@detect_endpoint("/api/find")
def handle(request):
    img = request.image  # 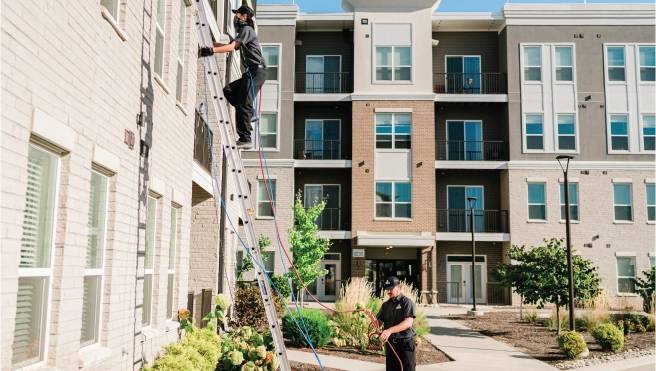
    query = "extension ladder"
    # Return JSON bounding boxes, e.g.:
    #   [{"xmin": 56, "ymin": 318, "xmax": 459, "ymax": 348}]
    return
[{"xmin": 192, "ymin": 1, "xmax": 291, "ymax": 370}]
